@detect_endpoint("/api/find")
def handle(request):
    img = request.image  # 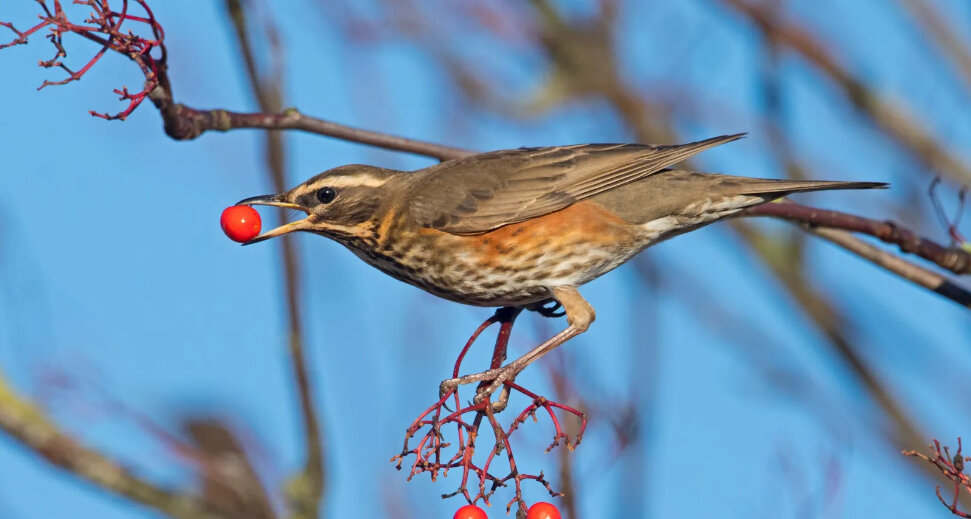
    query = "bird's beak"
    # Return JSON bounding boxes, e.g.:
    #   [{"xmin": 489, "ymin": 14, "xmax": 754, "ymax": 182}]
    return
[{"xmin": 236, "ymin": 194, "xmax": 311, "ymax": 245}]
